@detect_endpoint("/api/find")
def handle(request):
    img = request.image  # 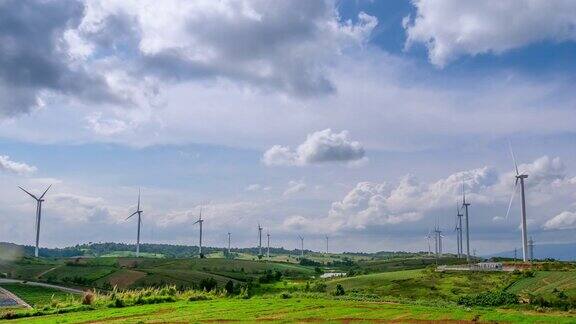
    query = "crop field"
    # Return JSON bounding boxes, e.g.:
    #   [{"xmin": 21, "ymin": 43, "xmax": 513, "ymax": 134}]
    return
[
  {"xmin": 326, "ymin": 269, "xmax": 517, "ymax": 301},
  {"xmin": 3, "ymin": 295, "xmax": 575, "ymax": 323},
  {"xmin": 0, "ymin": 283, "xmax": 78, "ymax": 308},
  {"xmin": 507, "ymin": 271, "xmax": 576, "ymax": 297}
]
